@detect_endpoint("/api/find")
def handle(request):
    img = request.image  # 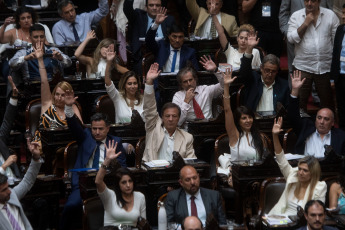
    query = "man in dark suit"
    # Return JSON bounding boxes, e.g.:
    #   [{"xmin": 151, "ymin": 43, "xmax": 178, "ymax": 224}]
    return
[
  {"xmin": 165, "ymin": 165, "xmax": 226, "ymax": 226},
  {"xmin": 296, "ymin": 200, "xmax": 338, "ymax": 230},
  {"xmin": 124, "ymin": 0, "xmax": 175, "ymax": 74},
  {"xmin": 331, "ymin": 3, "xmax": 345, "ymax": 131},
  {"xmin": 239, "ymin": 33, "xmax": 289, "ymax": 113},
  {"xmin": 288, "ymin": 70, "xmax": 345, "ymax": 157},
  {"xmin": 60, "ymin": 90, "xmax": 126, "ymax": 229}
]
